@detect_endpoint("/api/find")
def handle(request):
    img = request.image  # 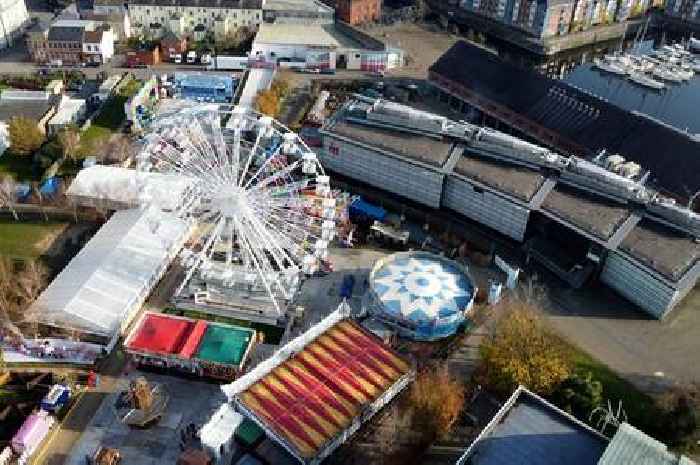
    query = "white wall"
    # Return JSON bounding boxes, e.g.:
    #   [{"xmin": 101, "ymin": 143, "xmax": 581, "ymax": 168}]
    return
[
  {"xmin": 131, "ymin": 4, "xmax": 261, "ymax": 36},
  {"xmin": 0, "ymin": 0, "xmax": 29, "ymax": 49}
]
